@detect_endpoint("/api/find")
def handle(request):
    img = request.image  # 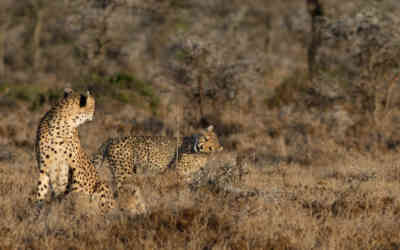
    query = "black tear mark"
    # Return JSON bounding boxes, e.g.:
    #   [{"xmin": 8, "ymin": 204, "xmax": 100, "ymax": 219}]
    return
[
  {"xmin": 64, "ymin": 91, "xmax": 72, "ymax": 98},
  {"xmin": 80, "ymin": 94, "xmax": 87, "ymax": 107}
]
